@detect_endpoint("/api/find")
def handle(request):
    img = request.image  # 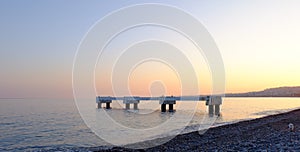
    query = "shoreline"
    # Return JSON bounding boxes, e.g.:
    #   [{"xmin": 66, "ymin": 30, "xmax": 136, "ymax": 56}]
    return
[{"xmin": 91, "ymin": 108, "xmax": 300, "ymax": 151}]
